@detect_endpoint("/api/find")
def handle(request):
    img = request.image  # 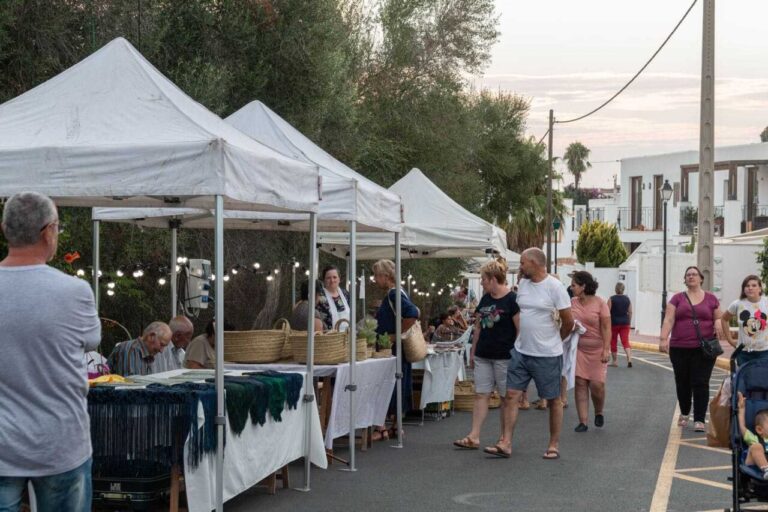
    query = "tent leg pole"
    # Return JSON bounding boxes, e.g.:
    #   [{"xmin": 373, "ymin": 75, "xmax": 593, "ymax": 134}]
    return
[
  {"xmin": 214, "ymin": 196, "xmax": 225, "ymax": 512},
  {"xmin": 92, "ymin": 220, "xmax": 100, "ymax": 312},
  {"xmin": 170, "ymin": 224, "xmax": 178, "ymax": 317},
  {"xmin": 393, "ymin": 232, "xmax": 403, "ymax": 449},
  {"xmin": 298, "ymin": 212, "xmax": 318, "ymax": 491},
  {"xmin": 341, "ymin": 220, "xmax": 357, "ymax": 472}
]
